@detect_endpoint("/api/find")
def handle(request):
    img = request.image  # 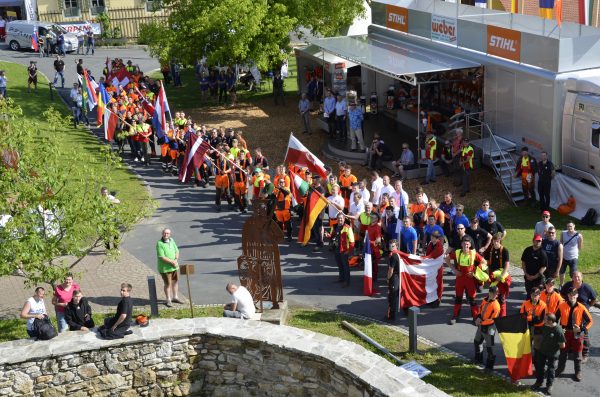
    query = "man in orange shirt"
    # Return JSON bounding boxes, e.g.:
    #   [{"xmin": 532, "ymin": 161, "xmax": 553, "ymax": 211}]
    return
[
  {"xmin": 339, "ymin": 166, "xmax": 357, "ymax": 211},
  {"xmin": 274, "ymin": 179, "xmax": 293, "ymax": 241},
  {"xmin": 274, "ymin": 165, "xmax": 290, "ymax": 189},
  {"xmin": 474, "ymin": 286, "xmax": 501, "ymax": 372},
  {"xmin": 515, "ymin": 146, "xmax": 538, "ymax": 206},
  {"xmin": 232, "ymin": 158, "xmax": 248, "ymax": 213},
  {"xmin": 214, "ymin": 148, "xmax": 232, "ymax": 212}
]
